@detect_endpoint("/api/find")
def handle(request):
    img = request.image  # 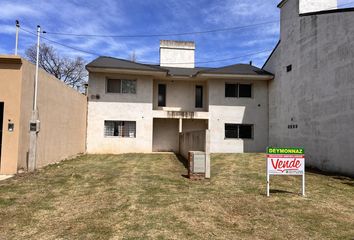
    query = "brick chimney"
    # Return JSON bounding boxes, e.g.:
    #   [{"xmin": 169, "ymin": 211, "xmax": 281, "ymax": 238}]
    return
[
  {"xmin": 299, "ymin": 0, "xmax": 337, "ymax": 14},
  {"xmin": 159, "ymin": 40, "xmax": 195, "ymax": 68}
]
